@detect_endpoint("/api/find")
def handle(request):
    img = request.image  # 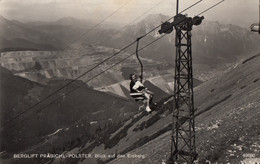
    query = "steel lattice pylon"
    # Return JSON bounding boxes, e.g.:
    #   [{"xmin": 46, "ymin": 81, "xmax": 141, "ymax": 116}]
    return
[
  {"xmin": 158, "ymin": 6, "xmax": 204, "ymax": 163},
  {"xmin": 169, "ymin": 18, "xmax": 198, "ymax": 164}
]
